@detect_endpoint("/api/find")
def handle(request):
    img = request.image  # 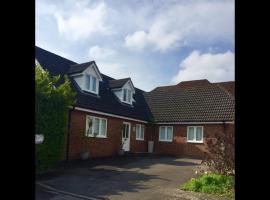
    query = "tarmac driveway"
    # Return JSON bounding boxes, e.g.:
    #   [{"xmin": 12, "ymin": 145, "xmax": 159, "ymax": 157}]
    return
[{"xmin": 36, "ymin": 156, "xmax": 229, "ymax": 200}]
